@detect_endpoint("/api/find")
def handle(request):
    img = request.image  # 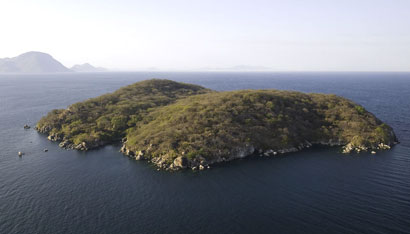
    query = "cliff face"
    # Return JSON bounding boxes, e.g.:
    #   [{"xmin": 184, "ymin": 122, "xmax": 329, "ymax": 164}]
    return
[{"xmin": 37, "ymin": 79, "xmax": 398, "ymax": 170}]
